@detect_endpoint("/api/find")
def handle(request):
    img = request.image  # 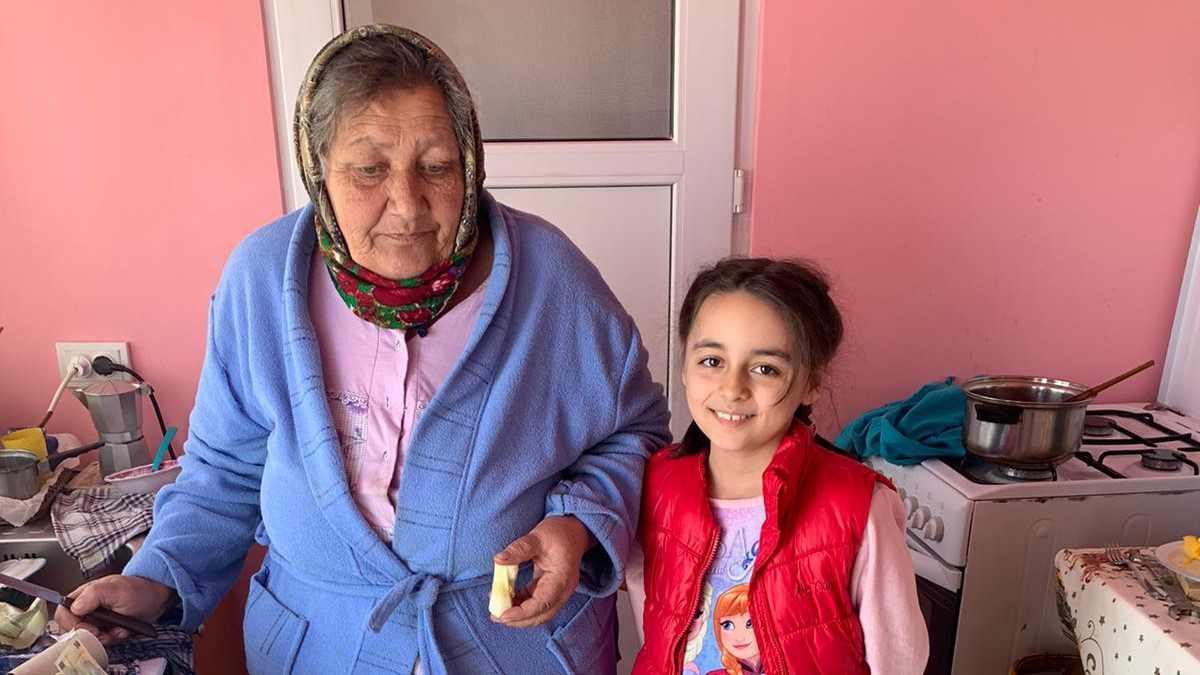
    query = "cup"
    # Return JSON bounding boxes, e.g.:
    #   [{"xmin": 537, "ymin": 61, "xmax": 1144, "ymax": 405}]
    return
[
  {"xmin": 10, "ymin": 628, "xmax": 108, "ymax": 673},
  {"xmin": 0, "ymin": 428, "xmax": 47, "ymax": 462}
]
